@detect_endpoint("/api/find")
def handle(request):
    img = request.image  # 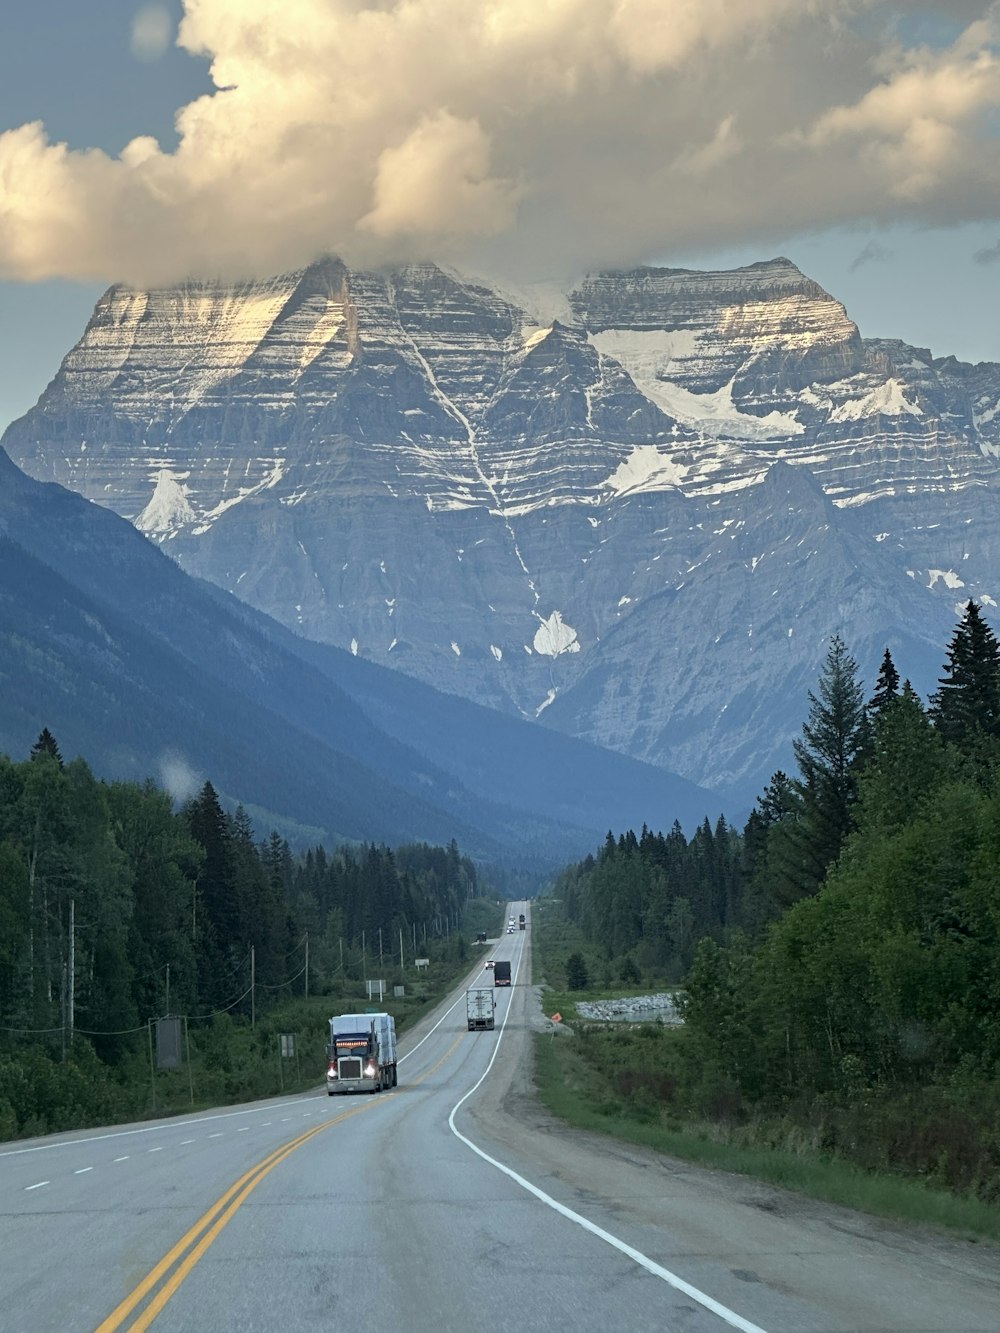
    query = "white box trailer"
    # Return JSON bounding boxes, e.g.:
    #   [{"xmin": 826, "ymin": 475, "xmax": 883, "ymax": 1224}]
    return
[
  {"xmin": 327, "ymin": 1012, "xmax": 397, "ymax": 1094},
  {"xmin": 466, "ymin": 989, "xmax": 496, "ymax": 1031}
]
